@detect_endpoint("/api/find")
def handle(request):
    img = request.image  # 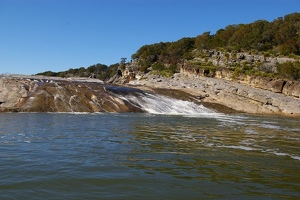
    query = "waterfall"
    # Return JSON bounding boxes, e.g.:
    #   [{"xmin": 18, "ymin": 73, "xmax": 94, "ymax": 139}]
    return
[{"xmin": 116, "ymin": 92, "xmax": 215, "ymax": 115}]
